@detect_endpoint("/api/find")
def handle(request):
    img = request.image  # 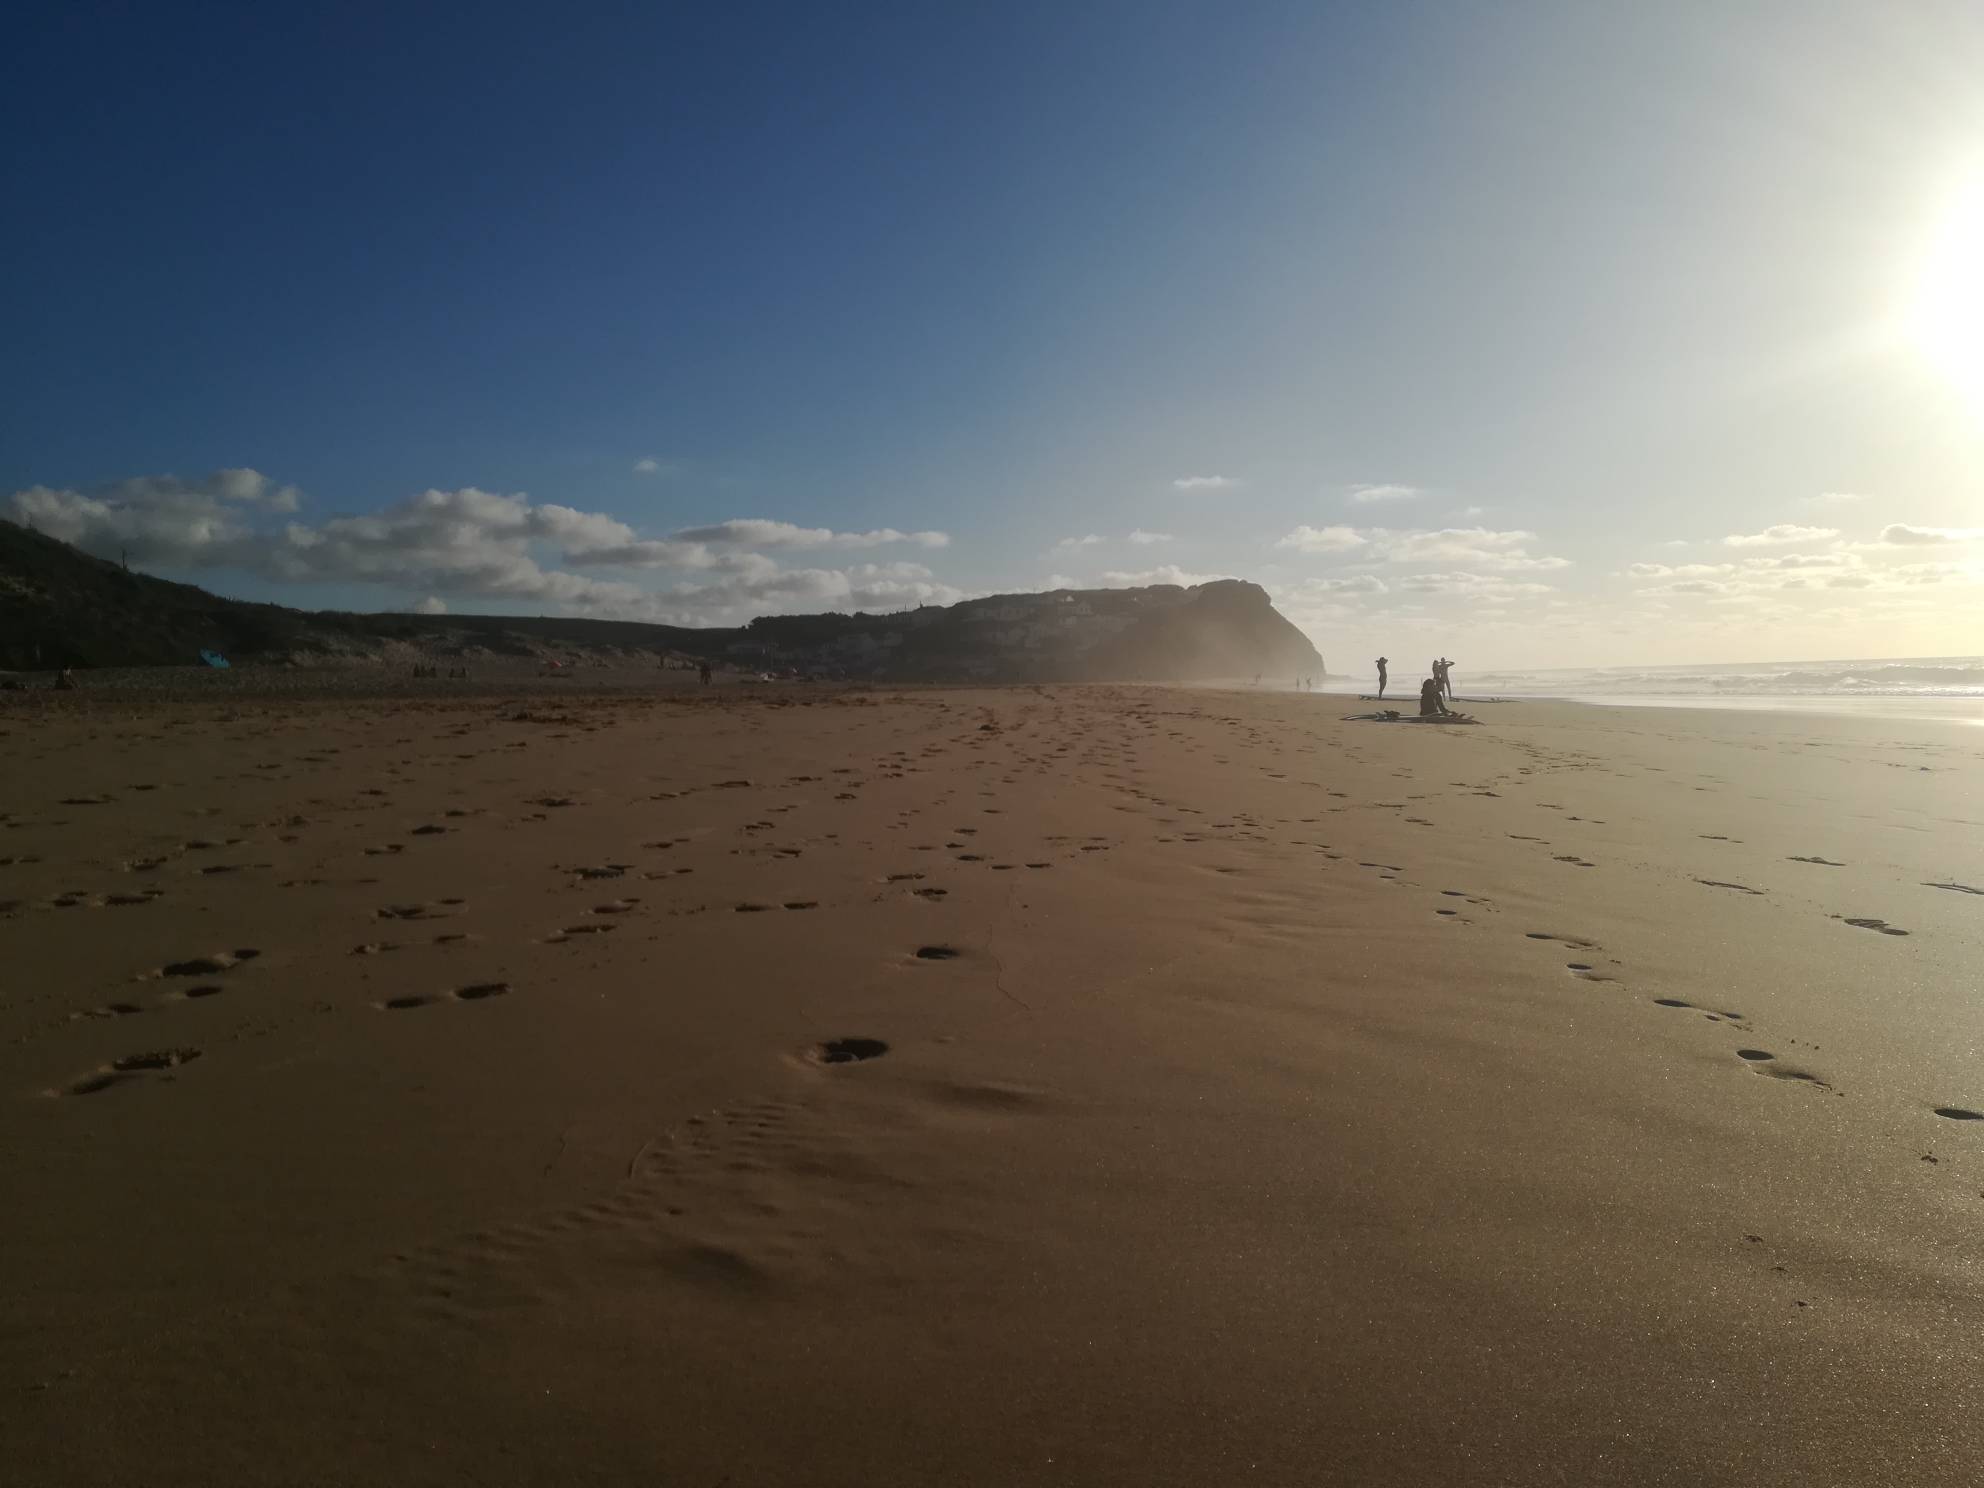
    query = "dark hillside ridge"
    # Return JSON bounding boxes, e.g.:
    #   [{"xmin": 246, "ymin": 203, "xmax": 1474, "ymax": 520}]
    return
[{"xmin": 1, "ymin": 521, "xmax": 1320, "ymax": 681}]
